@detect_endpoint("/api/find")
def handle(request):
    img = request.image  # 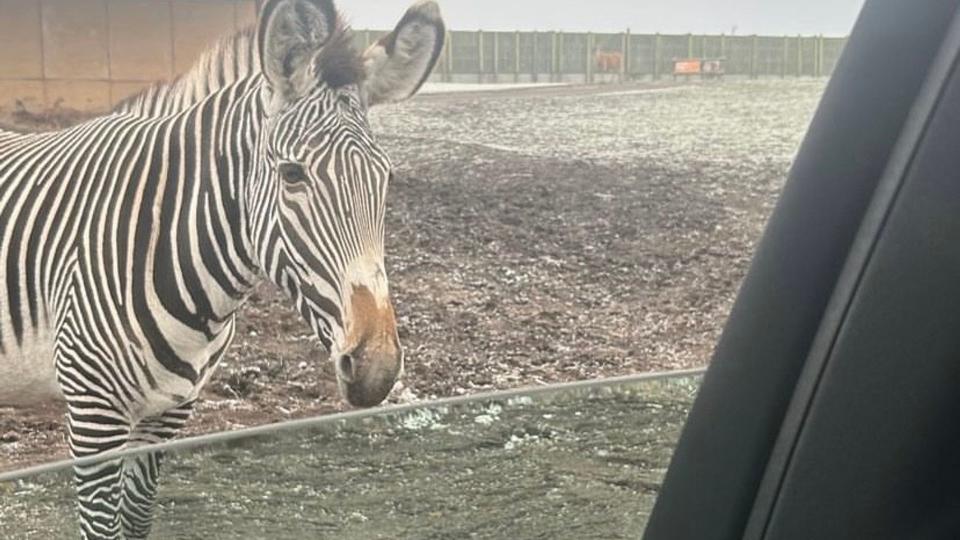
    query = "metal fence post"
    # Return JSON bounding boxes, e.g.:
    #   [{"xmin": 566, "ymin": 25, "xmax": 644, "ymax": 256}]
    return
[
  {"xmin": 813, "ymin": 34, "xmax": 819, "ymax": 77},
  {"xmin": 750, "ymin": 34, "xmax": 758, "ymax": 78},
  {"xmin": 720, "ymin": 33, "xmax": 726, "ymax": 58},
  {"xmin": 434, "ymin": 32, "xmax": 445, "ymax": 81},
  {"xmin": 796, "ymin": 35, "xmax": 803, "ymax": 77},
  {"xmin": 817, "ymin": 34, "xmax": 824, "ymax": 77},
  {"xmin": 477, "ymin": 30, "xmax": 485, "ymax": 83},
  {"xmin": 557, "ymin": 31, "xmax": 565, "ymax": 82},
  {"xmin": 445, "ymin": 31, "xmax": 453, "ymax": 82},
  {"xmin": 621, "ymin": 30, "xmax": 629, "ymax": 82},
  {"xmin": 514, "ymin": 31, "xmax": 520, "ymax": 83},
  {"xmin": 586, "ymin": 32, "xmax": 593, "ymax": 83},
  {"xmin": 653, "ymin": 33, "xmax": 661, "ymax": 80},
  {"xmin": 492, "ymin": 31, "xmax": 499, "ymax": 83},
  {"xmin": 531, "ymin": 31, "xmax": 539, "ymax": 82},
  {"xmin": 551, "ymin": 31, "xmax": 558, "ymax": 82},
  {"xmin": 687, "ymin": 33, "xmax": 694, "ymax": 58},
  {"xmin": 782, "ymin": 34, "xmax": 788, "ymax": 78}
]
